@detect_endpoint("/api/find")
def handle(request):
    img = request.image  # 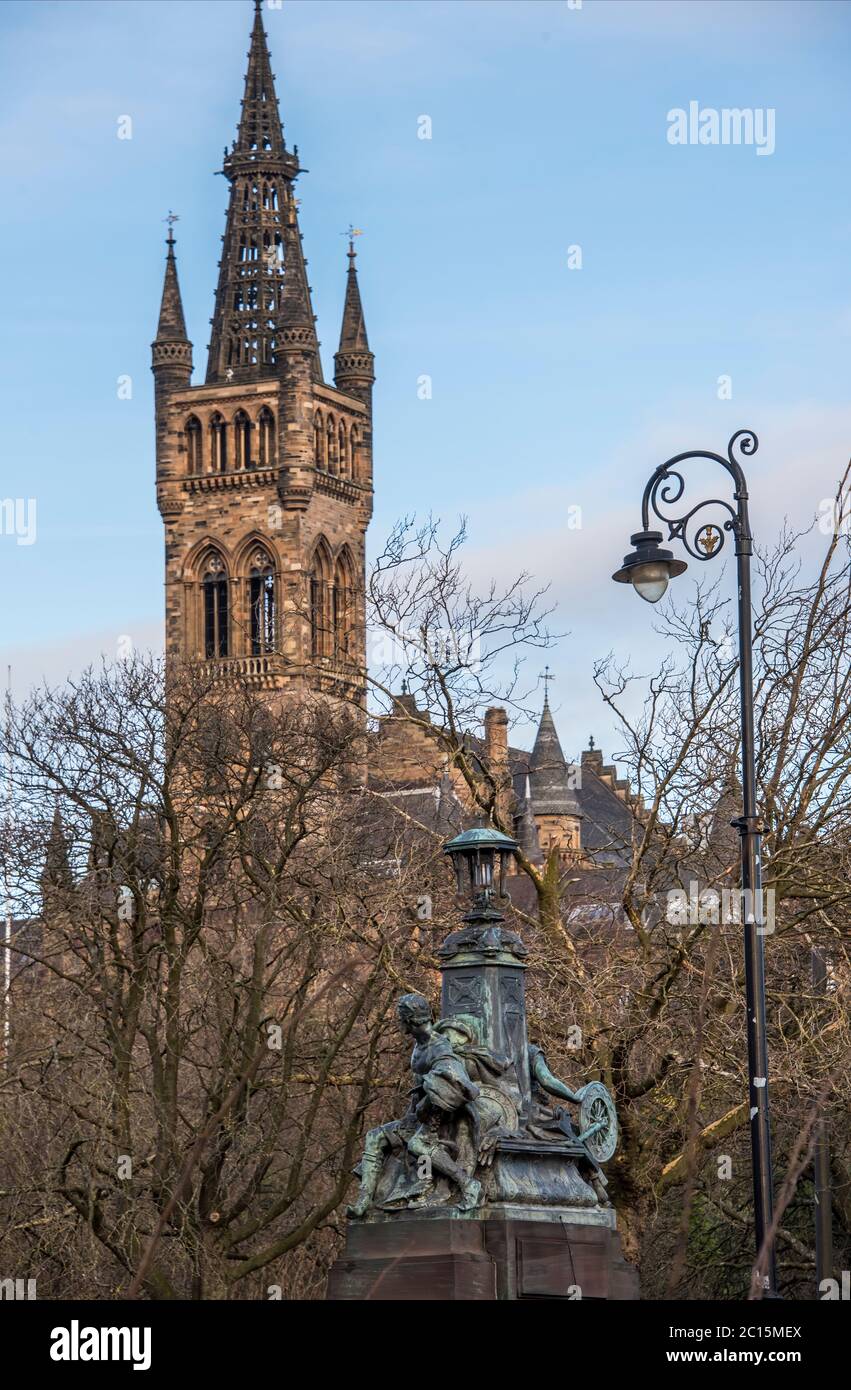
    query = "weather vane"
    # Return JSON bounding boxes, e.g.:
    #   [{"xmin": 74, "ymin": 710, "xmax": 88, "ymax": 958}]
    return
[
  {"xmin": 164, "ymin": 210, "xmax": 179, "ymax": 245},
  {"xmin": 341, "ymin": 224, "xmax": 364, "ymax": 255},
  {"xmin": 539, "ymin": 664, "xmax": 555, "ymax": 702}
]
